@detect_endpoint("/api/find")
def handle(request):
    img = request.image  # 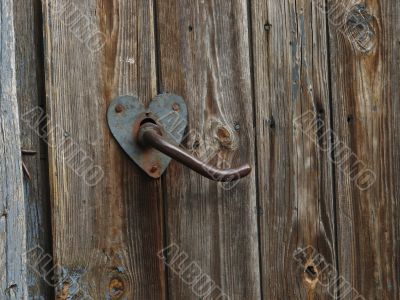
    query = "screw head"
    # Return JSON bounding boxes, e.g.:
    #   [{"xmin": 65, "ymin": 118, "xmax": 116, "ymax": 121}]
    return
[
  {"xmin": 115, "ymin": 104, "xmax": 125, "ymax": 113},
  {"xmin": 172, "ymin": 103, "xmax": 180, "ymax": 111},
  {"xmin": 150, "ymin": 164, "xmax": 159, "ymax": 173}
]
